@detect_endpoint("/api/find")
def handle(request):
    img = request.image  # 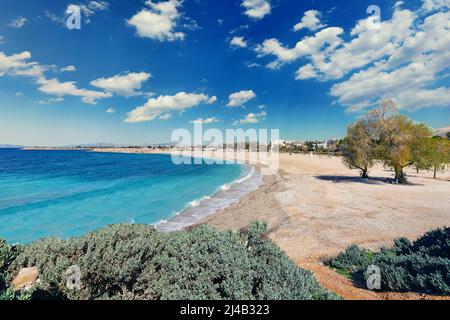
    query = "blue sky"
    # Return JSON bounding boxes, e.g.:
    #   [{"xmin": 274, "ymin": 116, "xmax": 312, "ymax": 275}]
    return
[{"xmin": 0, "ymin": 0, "xmax": 449, "ymax": 146}]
